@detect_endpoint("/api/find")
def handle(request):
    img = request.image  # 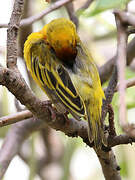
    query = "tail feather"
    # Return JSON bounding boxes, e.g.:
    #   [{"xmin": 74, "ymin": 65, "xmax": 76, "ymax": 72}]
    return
[{"xmin": 87, "ymin": 104, "xmax": 106, "ymax": 149}]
